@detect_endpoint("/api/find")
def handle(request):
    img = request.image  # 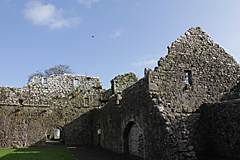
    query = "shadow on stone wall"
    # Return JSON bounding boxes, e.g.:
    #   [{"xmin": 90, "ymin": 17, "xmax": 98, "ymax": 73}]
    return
[
  {"xmin": 63, "ymin": 110, "xmax": 94, "ymax": 147},
  {"xmin": 14, "ymin": 109, "xmax": 95, "ymax": 148},
  {"xmin": 175, "ymin": 80, "xmax": 240, "ymax": 160},
  {"xmin": 221, "ymin": 82, "xmax": 240, "ymax": 101},
  {"xmin": 198, "ymin": 99, "xmax": 240, "ymax": 159},
  {"xmin": 195, "ymin": 82, "xmax": 240, "ymax": 160}
]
